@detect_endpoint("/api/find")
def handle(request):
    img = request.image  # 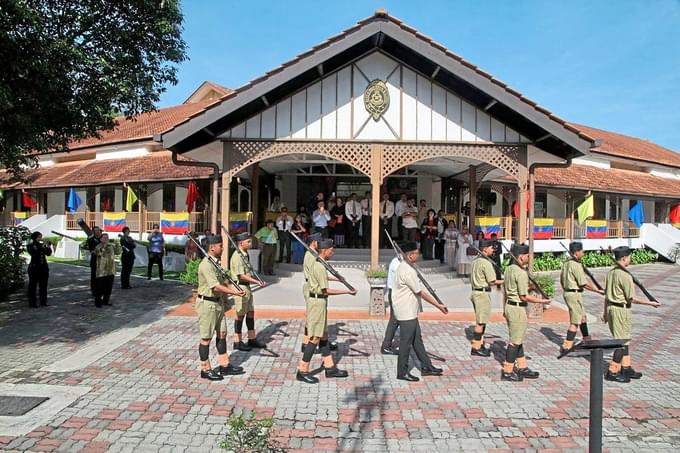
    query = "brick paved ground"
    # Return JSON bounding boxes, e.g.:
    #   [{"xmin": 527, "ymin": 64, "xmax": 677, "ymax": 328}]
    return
[{"xmin": 0, "ymin": 263, "xmax": 679, "ymax": 452}]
